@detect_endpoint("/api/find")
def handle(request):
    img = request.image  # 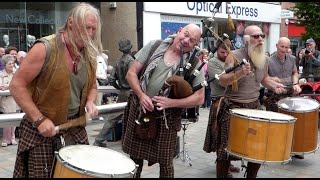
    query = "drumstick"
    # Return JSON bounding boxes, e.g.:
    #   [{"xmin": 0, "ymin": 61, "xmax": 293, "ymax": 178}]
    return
[{"xmin": 54, "ymin": 108, "xmax": 92, "ymax": 133}]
